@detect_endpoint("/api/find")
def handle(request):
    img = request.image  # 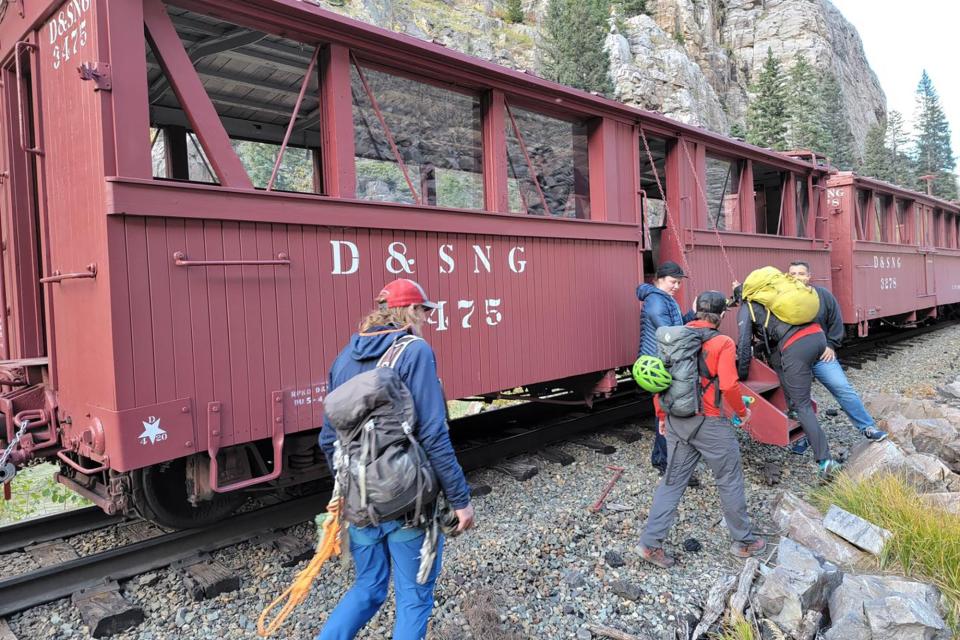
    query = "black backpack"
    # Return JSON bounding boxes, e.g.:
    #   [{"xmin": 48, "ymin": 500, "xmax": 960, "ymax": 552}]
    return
[
  {"xmin": 655, "ymin": 325, "xmax": 722, "ymax": 420},
  {"xmin": 322, "ymin": 335, "xmax": 439, "ymax": 527}
]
